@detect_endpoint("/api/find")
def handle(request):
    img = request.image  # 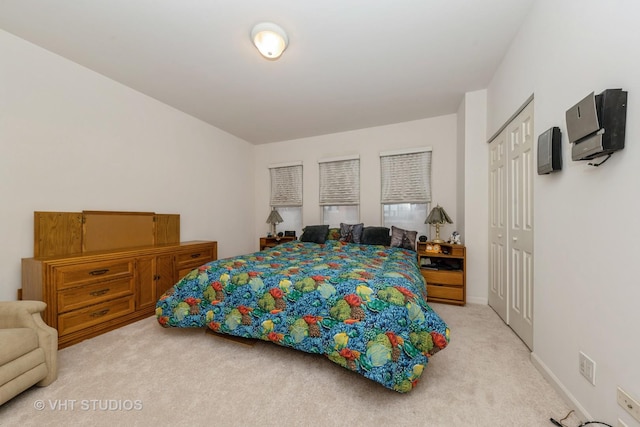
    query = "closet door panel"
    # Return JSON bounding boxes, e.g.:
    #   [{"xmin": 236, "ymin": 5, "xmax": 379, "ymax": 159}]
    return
[{"xmin": 488, "ymin": 100, "xmax": 534, "ymax": 350}]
